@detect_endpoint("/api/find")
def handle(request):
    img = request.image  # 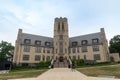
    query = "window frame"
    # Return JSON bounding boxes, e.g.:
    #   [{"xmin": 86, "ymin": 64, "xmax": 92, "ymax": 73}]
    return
[
  {"xmin": 24, "ymin": 39, "xmax": 31, "ymax": 44},
  {"xmin": 82, "ymin": 46, "xmax": 88, "ymax": 52},
  {"xmin": 92, "ymin": 38, "xmax": 99, "ymax": 44},
  {"xmin": 81, "ymin": 40, "xmax": 88, "ymax": 45},
  {"xmin": 35, "ymin": 55, "xmax": 41, "ymax": 61},
  {"xmin": 93, "ymin": 45, "xmax": 99, "ymax": 52},
  {"xmin": 24, "ymin": 45, "xmax": 30, "ymax": 52},
  {"xmin": 94, "ymin": 54, "xmax": 101, "ymax": 60},
  {"xmin": 35, "ymin": 40, "xmax": 41, "ymax": 45},
  {"xmin": 45, "ymin": 42, "xmax": 51, "ymax": 47},
  {"xmin": 23, "ymin": 55, "xmax": 29, "ymax": 61},
  {"xmin": 72, "ymin": 41, "xmax": 78, "ymax": 47}
]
